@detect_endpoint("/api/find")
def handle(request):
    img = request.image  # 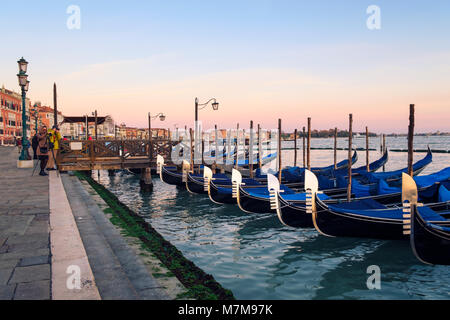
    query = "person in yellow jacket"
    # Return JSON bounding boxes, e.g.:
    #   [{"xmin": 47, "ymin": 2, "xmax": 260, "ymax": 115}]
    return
[{"xmin": 46, "ymin": 125, "xmax": 62, "ymax": 170}]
